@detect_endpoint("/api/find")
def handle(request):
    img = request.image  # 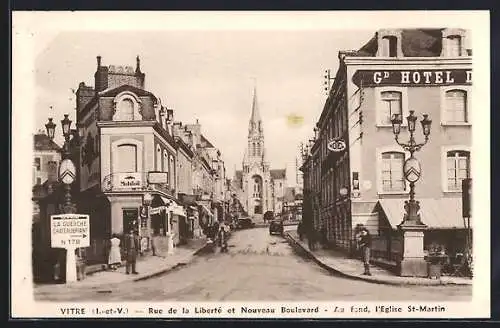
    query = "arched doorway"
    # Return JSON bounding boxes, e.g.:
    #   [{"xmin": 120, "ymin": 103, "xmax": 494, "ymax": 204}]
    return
[{"xmin": 251, "ymin": 175, "xmax": 263, "ymax": 214}]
